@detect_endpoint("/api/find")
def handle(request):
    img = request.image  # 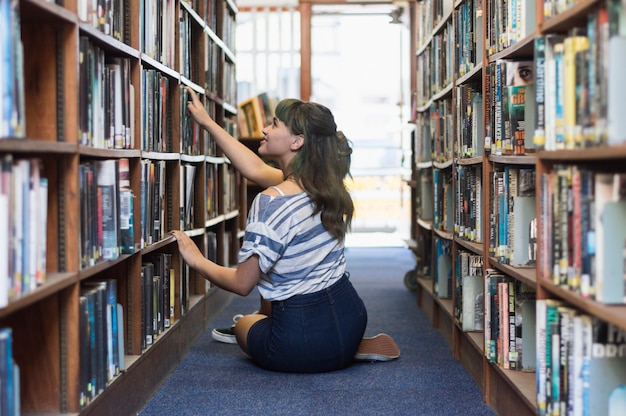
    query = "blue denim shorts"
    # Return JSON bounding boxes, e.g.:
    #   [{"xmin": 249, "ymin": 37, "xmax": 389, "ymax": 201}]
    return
[{"xmin": 247, "ymin": 273, "xmax": 367, "ymax": 373}]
